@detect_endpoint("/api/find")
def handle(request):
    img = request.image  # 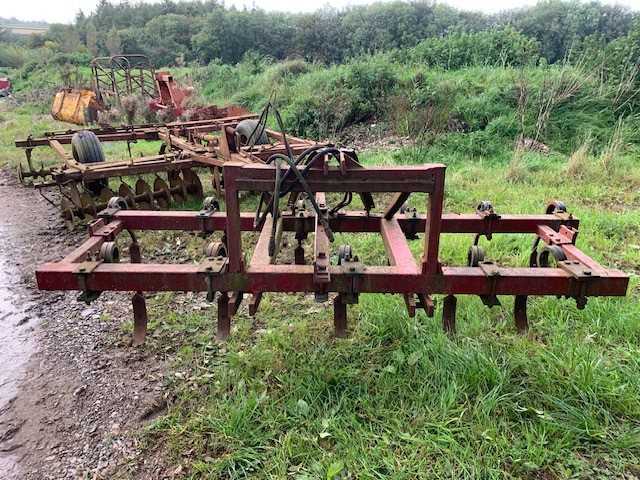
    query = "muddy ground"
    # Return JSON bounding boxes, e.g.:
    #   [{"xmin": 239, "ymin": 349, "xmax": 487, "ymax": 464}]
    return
[{"xmin": 0, "ymin": 168, "xmax": 171, "ymax": 479}]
